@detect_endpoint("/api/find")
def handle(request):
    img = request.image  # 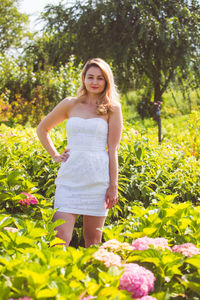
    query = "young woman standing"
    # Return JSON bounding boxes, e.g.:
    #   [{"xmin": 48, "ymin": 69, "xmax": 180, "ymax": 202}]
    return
[{"xmin": 37, "ymin": 58, "xmax": 123, "ymax": 247}]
